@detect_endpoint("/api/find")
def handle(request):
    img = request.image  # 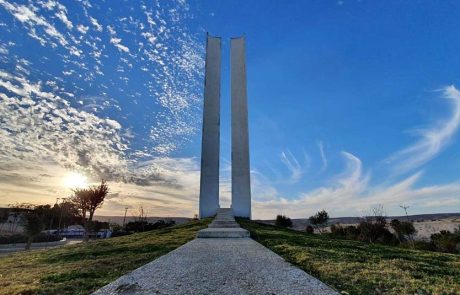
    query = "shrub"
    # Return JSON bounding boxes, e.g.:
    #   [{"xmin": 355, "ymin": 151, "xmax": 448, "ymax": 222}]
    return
[
  {"xmin": 390, "ymin": 219, "xmax": 416, "ymax": 242},
  {"xmin": 305, "ymin": 225, "xmax": 314, "ymax": 234},
  {"xmin": 309, "ymin": 210, "xmax": 329, "ymax": 234},
  {"xmin": 381, "ymin": 229, "xmax": 399, "ymax": 245},
  {"xmin": 401, "ymin": 240, "xmax": 436, "ymax": 252},
  {"xmin": 357, "ymin": 217, "xmax": 385, "ymax": 243},
  {"xmin": 357, "ymin": 206, "xmax": 398, "ymax": 245},
  {"xmin": 344, "ymin": 225, "xmax": 360, "ymax": 239},
  {"xmin": 275, "ymin": 215, "xmax": 292, "ymax": 228},
  {"xmin": 431, "ymin": 230, "xmax": 460, "ymax": 253},
  {"xmin": 330, "ymin": 223, "xmax": 346, "ymax": 236},
  {"xmin": 358, "ymin": 219, "xmax": 397, "ymax": 245}
]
